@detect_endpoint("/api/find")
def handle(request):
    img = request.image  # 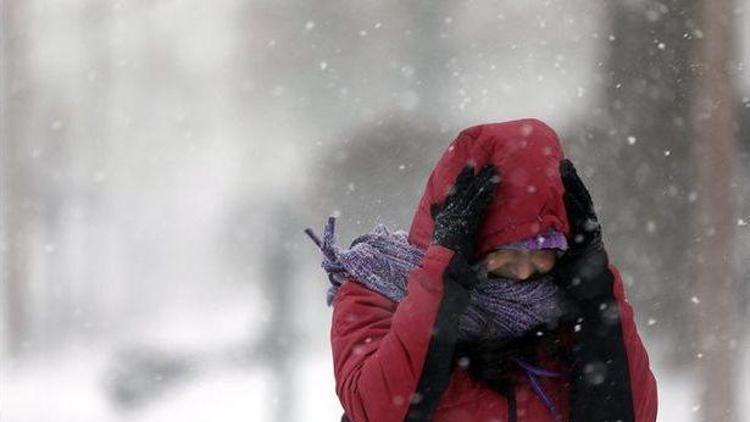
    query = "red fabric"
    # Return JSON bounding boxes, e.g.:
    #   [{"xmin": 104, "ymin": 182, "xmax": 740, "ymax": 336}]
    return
[
  {"xmin": 330, "ymin": 118, "xmax": 658, "ymax": 421},
  {"xmin": 407, "ymin": 119, "xmax": 570, "ymax": 258}
]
